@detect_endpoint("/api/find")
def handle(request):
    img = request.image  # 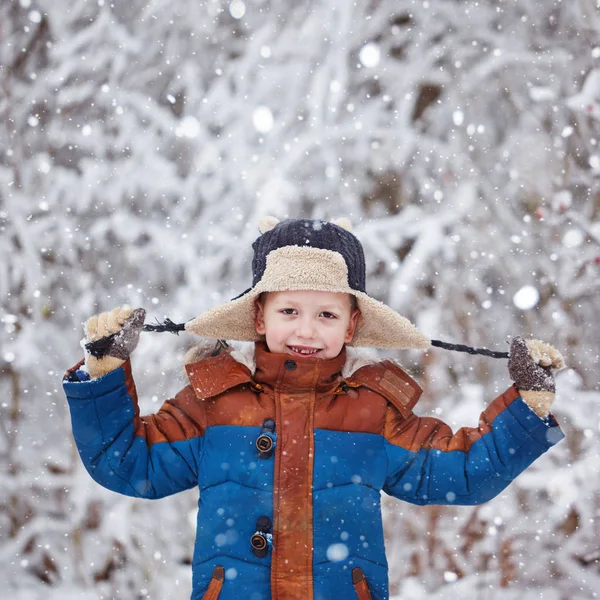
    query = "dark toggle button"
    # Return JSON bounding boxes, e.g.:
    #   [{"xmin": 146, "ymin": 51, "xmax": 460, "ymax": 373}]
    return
[
  {"xmin": 251, "ymin": 533, "xmax": 267, "ymax": 552},
  {"xmin": 251, "ymin": 516, "xmax": 272, "ymax": 558},
  {"xmin": 256, "ymin": 419, "xmax": 276, "ymax": 459},
  {"xmin": 284, "ymin": 359, "xmax": 296, "ymax": 371}
]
